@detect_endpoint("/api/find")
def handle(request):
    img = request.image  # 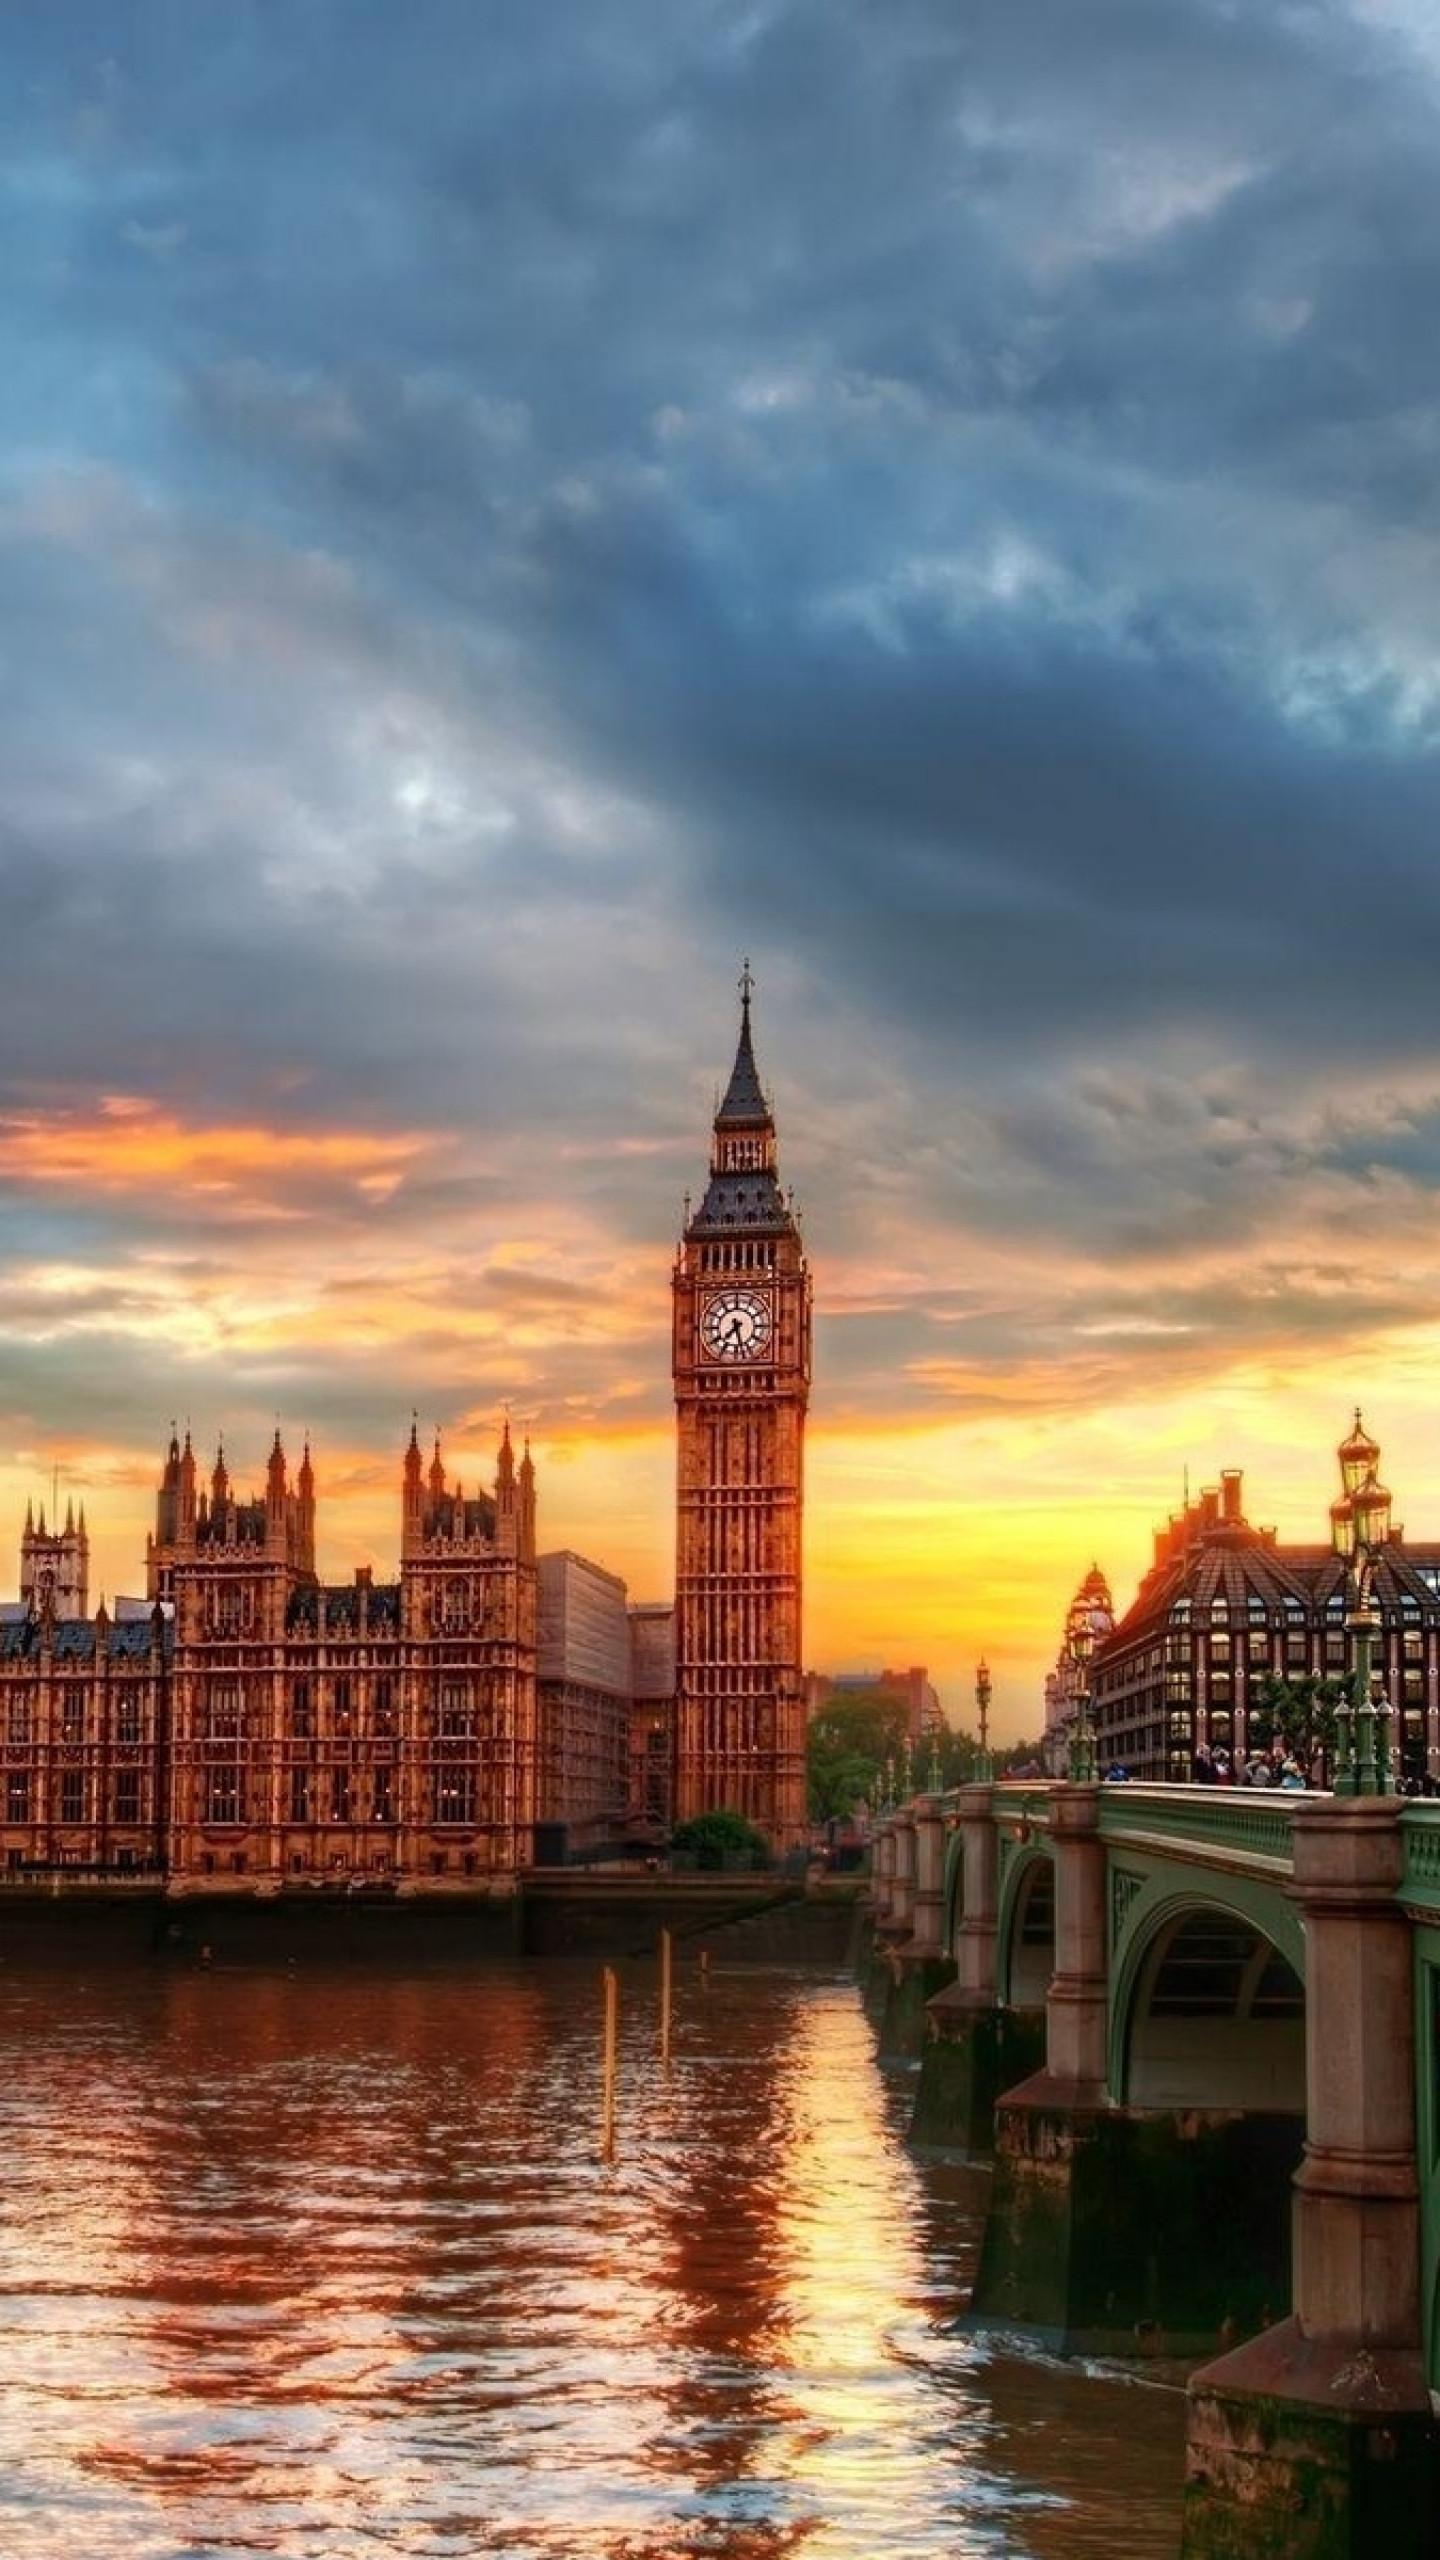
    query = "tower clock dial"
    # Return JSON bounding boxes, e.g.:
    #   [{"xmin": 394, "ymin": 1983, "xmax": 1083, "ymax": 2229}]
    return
[{"xmin": 700, "ymin": 1286, "xmax": 774, "ymax": 1362}]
